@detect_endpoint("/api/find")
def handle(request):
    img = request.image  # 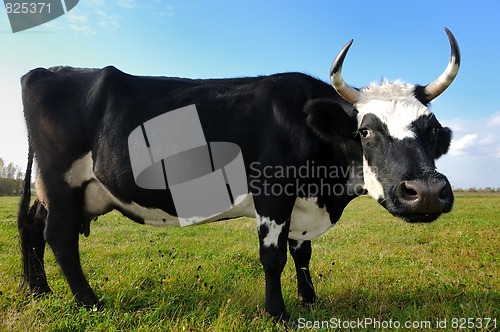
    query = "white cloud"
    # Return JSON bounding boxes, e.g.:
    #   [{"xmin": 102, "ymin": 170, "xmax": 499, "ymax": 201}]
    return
[
  {"xmin": 97, "ymin": 11, "xmax": 120, "ymax": 30},
  {"xmin": 68, "ymin": 24, "xmax": 96, "ymax": 35},
  {"xmin": 437, "ymin": 154, "xmax": 500, "ymax": 189},
  {"xmin": 487, "ymin": 111, "xmax": 500, "ymax": 128},
  {"xmin": 116, "ymin": 0, "xmax": 137, "ymax": 10},
  {"xmin": 438, "ymin": 112, "xmax": 500, "ymax": 188},
  {"xmin": 1, "ymin": 1, "xmax": 174, "ymax": 34},
  {"xmin": 62, "ymin": 0, "xmax": 121, "ymax": 34},
  {"xmin": 449, "ymin": 134, "xmax": 478, "ymax": 156},
  {"xmin": 64, "ymin": 13, "xmax": 96, "ymax": 34},
  {"xmin": 66, "ymin": 14, "xmax": 88, "ymax": 24},
  {"xmin": 444, "ymin": 113, "xmax": 500, "ymax": 159}
]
